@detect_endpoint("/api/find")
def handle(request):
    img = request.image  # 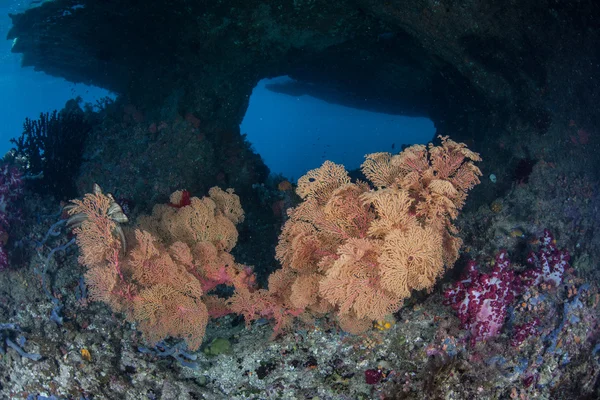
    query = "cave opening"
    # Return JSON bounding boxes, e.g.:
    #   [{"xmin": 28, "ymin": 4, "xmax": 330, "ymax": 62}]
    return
[{"xmin": 240, "ymin": 76, "xmax": 436, "ymax": 181}]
